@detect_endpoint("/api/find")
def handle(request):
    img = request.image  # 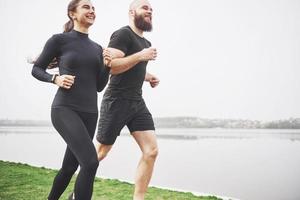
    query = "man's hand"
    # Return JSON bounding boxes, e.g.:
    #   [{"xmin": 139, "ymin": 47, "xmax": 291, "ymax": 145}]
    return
[
  {"xmin": 138, "ymin": 47, "xmax": 157, "ymax": 61},
  {"xmin": 103, "ymin": 48, "xmax": 113, "ymax": 67},
  {"xmin": 145, "ymin": 73, "xmax": 160, "ymax": 88},
  {"xmin": 150, "ymin": 76, "xmax": 160, "ymax": 88}
]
